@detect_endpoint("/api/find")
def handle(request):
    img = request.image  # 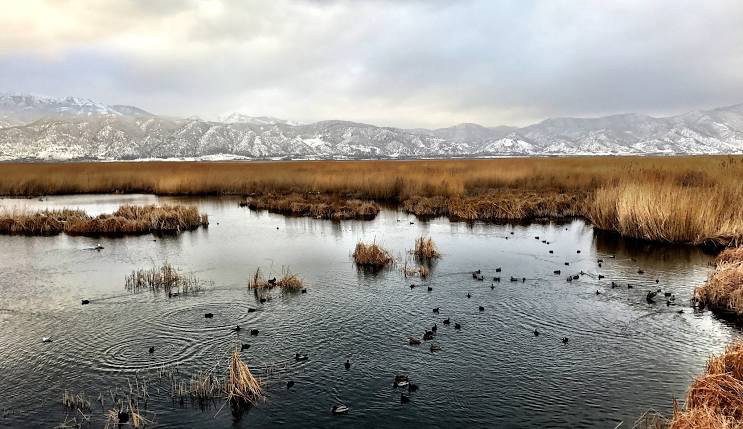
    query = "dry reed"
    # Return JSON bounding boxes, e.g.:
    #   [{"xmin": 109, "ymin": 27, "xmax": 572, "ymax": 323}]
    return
[
  {"xmin": 125, "ymin": 262, "xmax": 207, "ymax": 295},
  {"xmin": 694, "ymin": 248, "xmax": 743, "ymax": 316},
  {"xmin": 352, "ymin": 240, "xmax": 393, "ymax": 268},
  {"xmin": 248, "ymin": 267, "xmax": 304, "ymax": 291},
  {"xmin": 670, "ymin": 341, "xmax": 743, "ymax": 428},
  {"xmin": 2, "ymin": 156, "xmax": 742, "ymax": 245},
  {"xmin": 245, "ymin": 193, "xmax": 379, "ymax": 220},
  {"xmin": 0, "ymin": 209, "xmax": 88, "ymax": 235},
  {"xmin": 413, "ymin": 236, "xmax": 440, "ymax": 260},
  {"xmin": 225, "ymin": 351, "xmax": 263, "ymax": 407},
  {"xmin": 62, "ymin": 391, "xmax": 91, "ymax": 413}
]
